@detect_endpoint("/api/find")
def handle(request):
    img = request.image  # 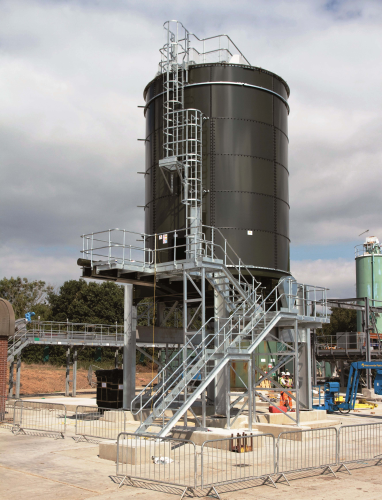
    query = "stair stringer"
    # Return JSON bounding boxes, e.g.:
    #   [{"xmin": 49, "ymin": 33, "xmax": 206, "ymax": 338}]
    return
[
  {"xmin": 7, "ymin": 338, "xmax": 31, "ymax": 363},
  {"xmin": 138, "ymin": 311, "xmax": 284, "ymax": 437}
]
